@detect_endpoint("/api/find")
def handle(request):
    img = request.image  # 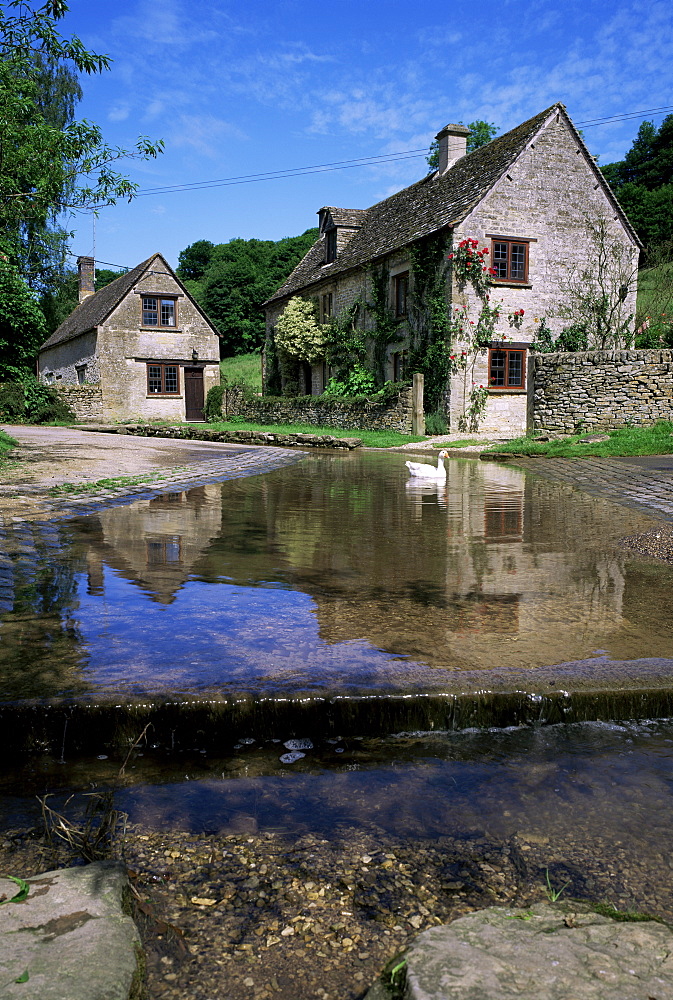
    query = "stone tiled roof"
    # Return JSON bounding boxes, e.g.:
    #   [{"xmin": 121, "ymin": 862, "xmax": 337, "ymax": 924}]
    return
[
  {"xmin": 266, "ymin": 103, "xmax": 638, "ymax": 306},
  {"xmin": 40, "ymin": 253, "xmax": 166, "ymax": 351},
  {"xmin": 322, "ymin": 208, "xmax": 367, "ymax": 229}
]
